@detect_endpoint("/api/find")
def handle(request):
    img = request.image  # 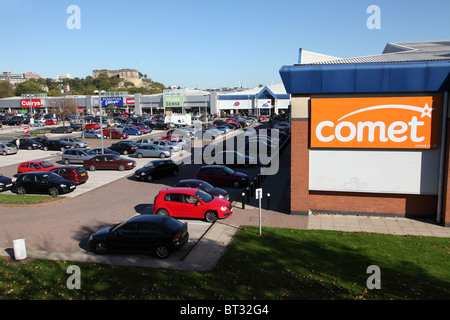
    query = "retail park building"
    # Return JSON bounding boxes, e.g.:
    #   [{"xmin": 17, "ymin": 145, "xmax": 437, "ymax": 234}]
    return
[{"xmin": 280, "ymin": 40, "xmax": 450, "ymax": 227}]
